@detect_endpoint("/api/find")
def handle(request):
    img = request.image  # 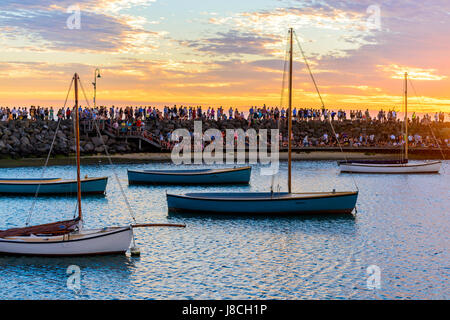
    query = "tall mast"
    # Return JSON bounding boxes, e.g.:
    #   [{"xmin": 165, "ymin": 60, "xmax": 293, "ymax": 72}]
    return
[
  {"xmin": 404, "ymin": 72, "xmax": 408, "ymax": 161},
  {"xmin": 288, "ymin": 28, "xmax": 293, "ymax": 194},
  {"xmin": 74, "ymin": 73, "xmax": 82, "ymax": 220}
]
